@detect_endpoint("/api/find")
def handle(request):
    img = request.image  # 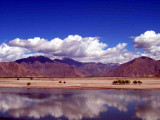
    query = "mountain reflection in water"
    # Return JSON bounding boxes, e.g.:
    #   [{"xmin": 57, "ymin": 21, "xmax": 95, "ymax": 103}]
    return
[{"xmin": 0, "ymin": 88, "xmax": 160, "ymax": 120}]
